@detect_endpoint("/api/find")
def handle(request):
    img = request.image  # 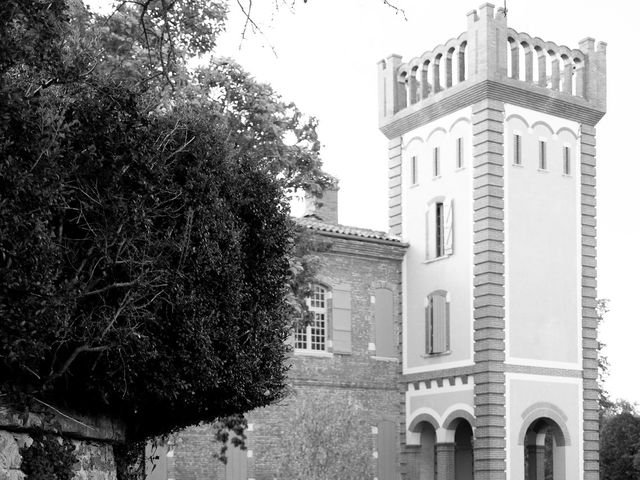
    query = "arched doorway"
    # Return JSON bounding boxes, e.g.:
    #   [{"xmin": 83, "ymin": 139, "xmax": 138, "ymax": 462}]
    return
[
  {"xmin": 523, "ymin": 418, "xmax": 566, "ymax": 480},
  {"xmin": 454, "ymin": 419, "xmax": 473, "ymax": 480},
  {"xmin": 418, "ymin": 422, "xmax": 437, "ymax": 480}
]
